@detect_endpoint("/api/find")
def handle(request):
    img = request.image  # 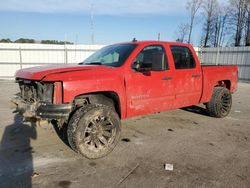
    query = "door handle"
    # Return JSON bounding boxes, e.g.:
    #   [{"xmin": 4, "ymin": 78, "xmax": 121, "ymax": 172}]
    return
[
  {"xmin": 162, "ymin": 76, "xmax": 172, "ymax": 81},
  {"xmin": 192, "ymin": 74, "xmax": 201, "ymax": 78}
]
